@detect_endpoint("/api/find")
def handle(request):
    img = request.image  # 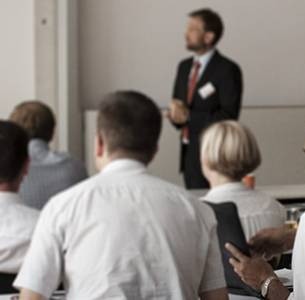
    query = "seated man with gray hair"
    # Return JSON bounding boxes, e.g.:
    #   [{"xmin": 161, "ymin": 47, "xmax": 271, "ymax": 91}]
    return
[
  {"xmin": 14, "ymin": 91, "xmax": 228, "ymax": 300},
  {"xmin": 10, "ymin": 101, "xmax": 88, "ymax": 209}
]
